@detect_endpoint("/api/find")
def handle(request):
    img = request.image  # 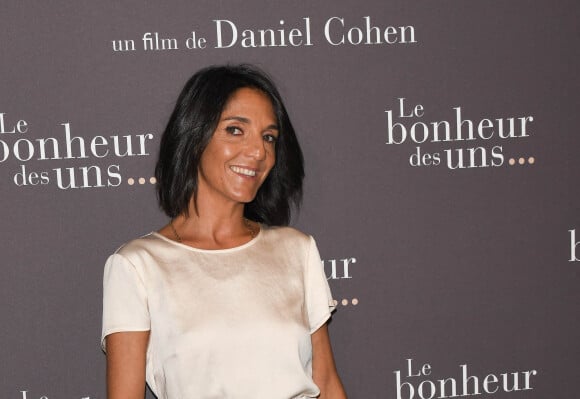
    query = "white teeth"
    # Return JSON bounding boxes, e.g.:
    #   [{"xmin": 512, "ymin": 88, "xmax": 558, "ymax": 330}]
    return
[{"xmin": 230, "ymin": 166, "xmax": 256, "ymax": 177}]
